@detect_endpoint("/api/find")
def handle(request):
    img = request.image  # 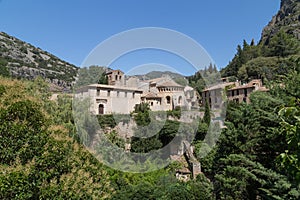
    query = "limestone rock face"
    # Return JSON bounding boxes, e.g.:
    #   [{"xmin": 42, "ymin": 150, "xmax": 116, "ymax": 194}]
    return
[
  {"xmin": 0, "ymin": 32, "xmax": 78, "ymax": 91},
  {"xmin": 260, "ymin": 0, "xmax": 300, "ymax": 44}
]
